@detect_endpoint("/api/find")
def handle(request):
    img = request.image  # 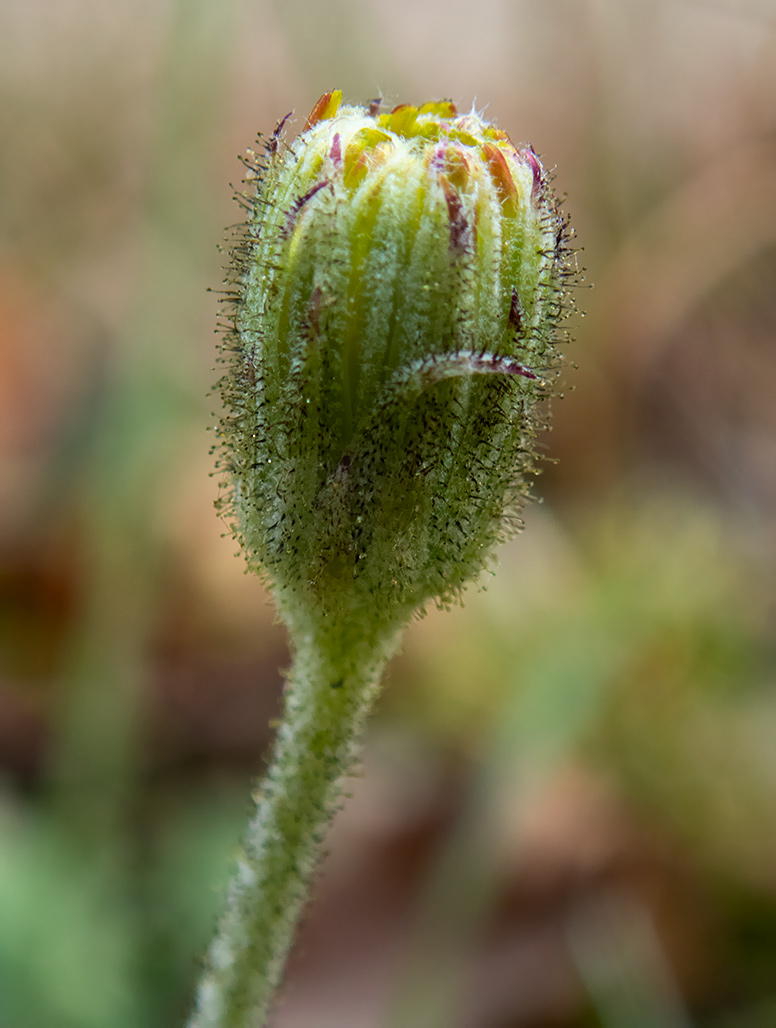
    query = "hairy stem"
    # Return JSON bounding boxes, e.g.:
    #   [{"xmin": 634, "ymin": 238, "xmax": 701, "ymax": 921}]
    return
[{"xmin": 189, "ymin": 613, "xmax": 400, "ymax": 1028}]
